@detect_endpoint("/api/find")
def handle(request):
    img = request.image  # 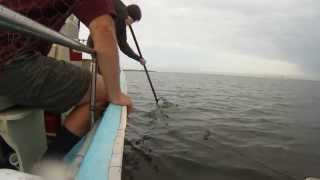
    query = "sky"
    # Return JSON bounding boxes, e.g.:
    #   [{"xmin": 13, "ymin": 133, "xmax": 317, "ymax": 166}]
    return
[{"xmin": 80, "ymin": 0, "xmax": 320, "ymax": 79}]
